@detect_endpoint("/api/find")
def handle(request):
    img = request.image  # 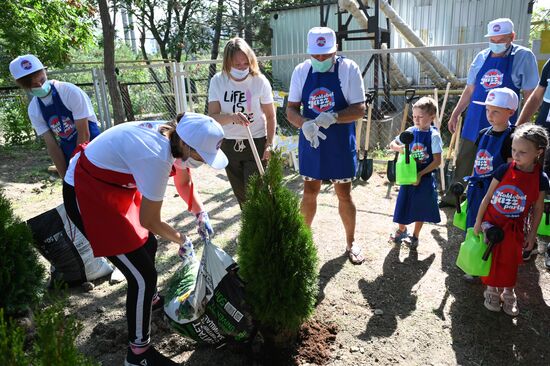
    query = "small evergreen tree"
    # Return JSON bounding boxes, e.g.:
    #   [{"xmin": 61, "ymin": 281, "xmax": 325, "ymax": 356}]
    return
[
  {"xmin": 0, "ymin": 298, "xmax": 99, "ymax": 366},
  {"xmin": 0, "ymin": 189, "xmax": 45, "ymax": 317},
  {"xmin": 238, "ymin": 152, "xmax": 318, "ymax": 345}
]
